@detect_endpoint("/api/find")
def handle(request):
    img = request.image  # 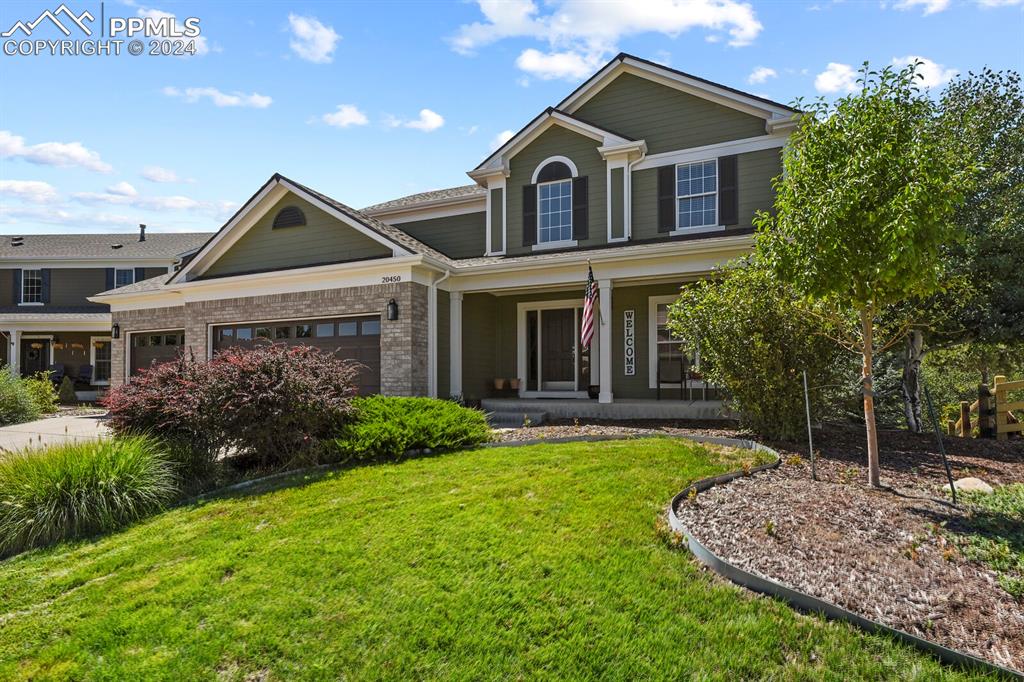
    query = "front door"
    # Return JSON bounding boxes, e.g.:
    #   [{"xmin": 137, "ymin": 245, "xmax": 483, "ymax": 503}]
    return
[
  {"xmin": 541, "ymin": 309, "xmax": 576, "ymax": 390},
  {"xmin": 20, "ymin": 339, "xmax": 49, "ymax": 377}
]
